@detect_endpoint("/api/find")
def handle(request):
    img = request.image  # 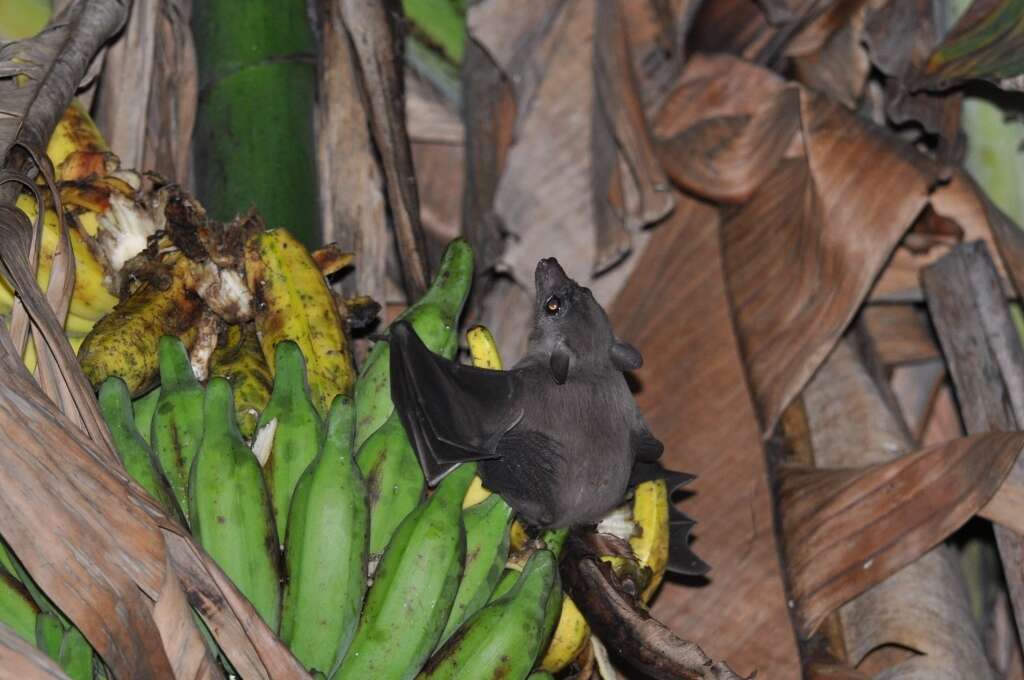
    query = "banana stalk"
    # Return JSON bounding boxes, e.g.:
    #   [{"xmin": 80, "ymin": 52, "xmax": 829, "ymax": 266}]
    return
[{"xmin": 192, "ymin": 0, "xmax": 320, "ymax": 248}]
